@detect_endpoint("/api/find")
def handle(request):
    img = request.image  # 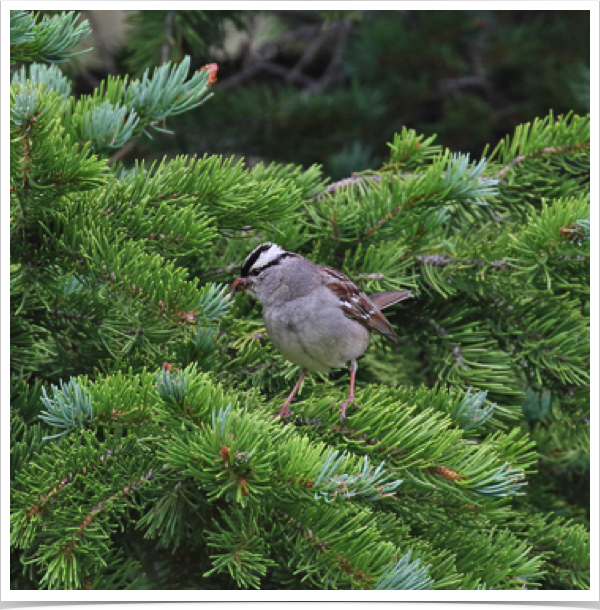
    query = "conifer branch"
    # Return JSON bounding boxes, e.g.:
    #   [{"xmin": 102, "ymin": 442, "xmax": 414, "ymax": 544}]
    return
[
  {"xmin": 45, "ymin": 309, "xmax": 97, "ymax": 323},
  {"xmin": 12, "ymin": 63, "xmax": 72, "ymax": 99},
  {"xmin": 376, "ymin": 551, "xmax": 434, "ymax": 590},
  {"xmin": 26, "ymin": 472, "xmax": 76, "ymax": 522},
  {"xmin": 9, "ymin": 11, "xmax": 589, "ymax": 586},
  {"xmin": 65, "ymin": 468, "xmax": 153, "ymax": 549},
  {"xmin": 39, "ymin": 379, "xmax": 94, "ymax": 439},
  {"xmin": 275, "ymin": 508, "xmax": 376, "ymax": 586},
  {"xmin": 20, "ymin": 445, "xmax": 120, "ymax": 525},
  {"xmin": 312, "ymin": 173, "xmax": 383, "ymax": 201},
  {"xmin": 412, "ymin": 255, "xmax": 509, "ymax": 269},
  {"xmin": 10, "ymin": 10, "xmax": 92, "ymax": 64},
  {"xmin": 496, "ymin": 142, "xmax": 590, "ymax": 178}
]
